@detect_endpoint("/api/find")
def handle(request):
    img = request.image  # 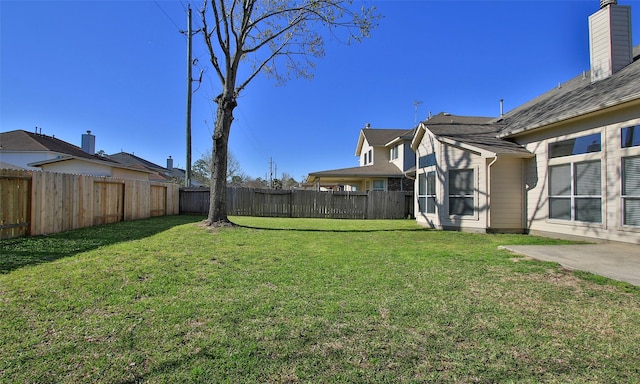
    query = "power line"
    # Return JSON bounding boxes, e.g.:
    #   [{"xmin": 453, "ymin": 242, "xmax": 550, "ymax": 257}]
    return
[{"xmin": 153, "ymin": 0, "xmax": 183, "ymax": 32}]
